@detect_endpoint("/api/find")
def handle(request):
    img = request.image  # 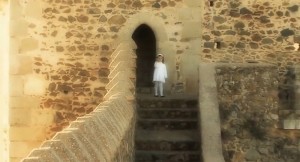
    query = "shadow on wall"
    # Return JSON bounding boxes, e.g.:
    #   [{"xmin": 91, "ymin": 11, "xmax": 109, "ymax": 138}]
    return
[
  {"xmin": 132, "ymin": 24, "xmax": 156, "ymax": 88},
  {"xmin": 278, "ymin": 67, "xmax": 296, "ymax": 110}
]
